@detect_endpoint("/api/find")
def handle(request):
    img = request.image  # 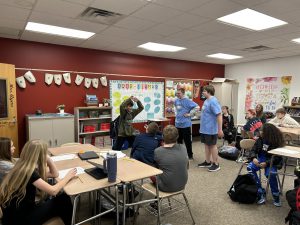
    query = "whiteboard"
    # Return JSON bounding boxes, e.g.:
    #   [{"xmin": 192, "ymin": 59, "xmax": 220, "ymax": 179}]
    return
[{"xmin": 110, "ymin": 80, "xmax": 164, "ymax": 122}]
